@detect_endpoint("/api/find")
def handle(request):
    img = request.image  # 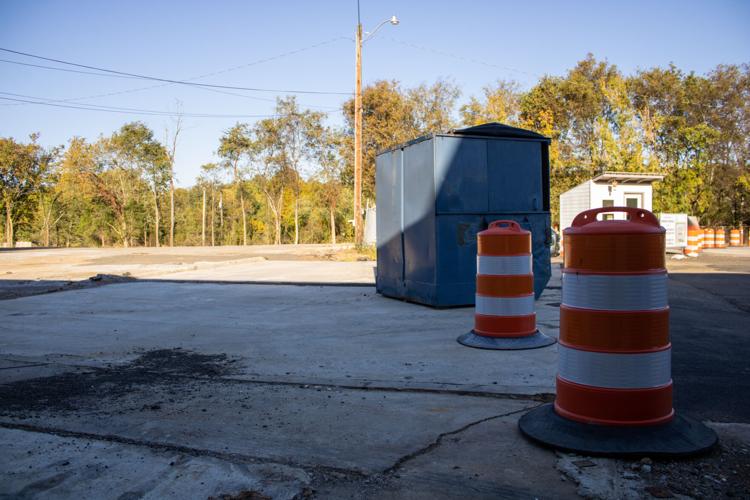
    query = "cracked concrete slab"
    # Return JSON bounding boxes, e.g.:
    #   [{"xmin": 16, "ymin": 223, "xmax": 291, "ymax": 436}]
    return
[
  {"xmin": 0, "ymin": 364, "xmax": 533, "ymax": 473},
  {"xmin": 0, "ymin": 427, "xmax": 310, "ymax": 499},
  {"xmin": 315, "ymin": 411, "xmax": 580, "ymax": 499},
  {"xmin": 0, "ymin": 276, "xmax": 562, "ymax": 396},
  {"xmin": 3, "ymin": 251, "xmax": 749, "ymax": 498}
]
